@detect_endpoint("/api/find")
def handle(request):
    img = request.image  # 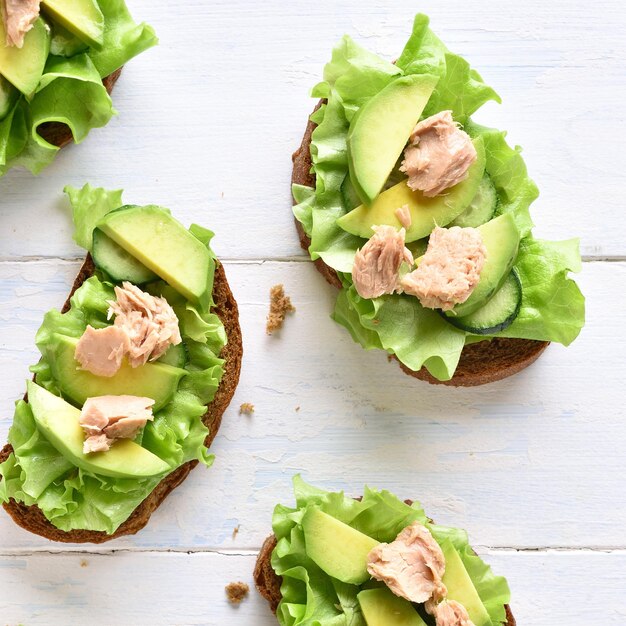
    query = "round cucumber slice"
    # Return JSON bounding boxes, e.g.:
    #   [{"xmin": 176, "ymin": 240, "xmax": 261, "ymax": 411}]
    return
[
  {"xmin": 449, "ymin": 175, "xmax": 497, "ymax": 228},
  {"xmin": 442, "ymin": 270, "xmax": 522, "ymax": 335}
]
